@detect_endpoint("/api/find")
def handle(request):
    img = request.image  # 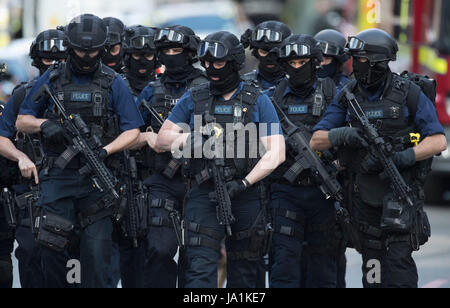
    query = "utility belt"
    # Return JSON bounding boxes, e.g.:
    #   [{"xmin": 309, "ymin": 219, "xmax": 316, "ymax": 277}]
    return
[{"xmin": 271, "ymin": 175, "xmax": 317, "ymax": 188}]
